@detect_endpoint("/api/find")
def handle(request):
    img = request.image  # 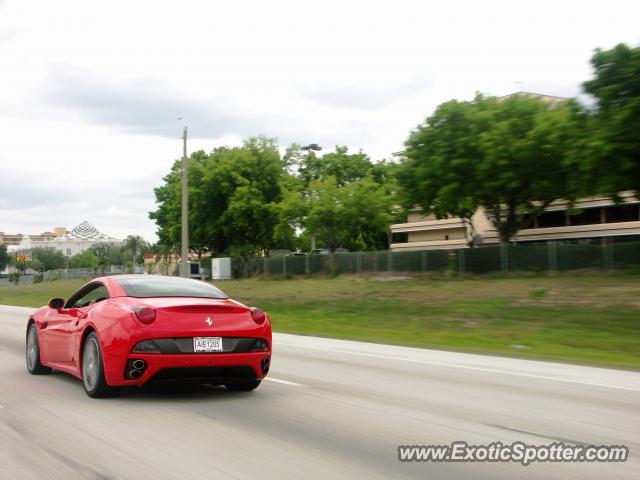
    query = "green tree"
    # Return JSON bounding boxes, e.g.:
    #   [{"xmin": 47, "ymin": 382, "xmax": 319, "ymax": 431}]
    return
[
  {"xmin": 151, "ymin": 138, "xmax": 397, "ymax": 256},
  {"xmin": 135, "ymin": 242, "xmax": 152, "ymax": 265},
  {"xmin": 124, "ymin": 235, "xmax": 148, "ymax": 266},
  {"xmin": 29, "ymin": 258, "xmax": 44, "ymax": 272},
  {"xmin": 280, "ymin": 144, "xmax": 398, "ymax": 252},
  {"xmin": 153, "ymin": 243, "xmax": 176, "ymax": 275},
  {"xmin": 15, "ymin": 260, "xmax": 28, "ymax": 274},
  {"xmin": 31, "ymin": 248, "xmax": 66, "ymax": 271},
  {"xmin": 0, "ymin": 244, "xmax": 9, "ymax": 272},
  {"xmin": 150, "ymin": 150, "xmax": 212, "ymax": 256},
  {"xmin": 150, "ymin": 137, "xmax": 291, "ymax": 258},
  {"xmin": 67, "ymin": 249, "xmax": 100, "ymax": 269},
  {"xmin": 90, "ymin": 244, "xmax": 124, "ymax": 266},
  {"xmin": 296, "ymin": 145, "xmax": 374, "ymax": 187},
  {"xmin": 398, "ymin": 93, "xmax": 581, "ymax": 243},
  {"xmin": 288, "ymin": 176, "xmax": 393, "ymax": 252},
  {"xmin": 582, "ymin": 43, "xmax": 640, "ymax": 196},
  {"xmin": 204, "ymin": 137, "xmax": 287, "ymax": 256},
  {"xmin": 273, "ymin": 175, "xmax": 307, "ymax": 252}
]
